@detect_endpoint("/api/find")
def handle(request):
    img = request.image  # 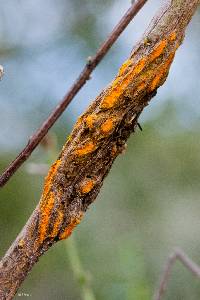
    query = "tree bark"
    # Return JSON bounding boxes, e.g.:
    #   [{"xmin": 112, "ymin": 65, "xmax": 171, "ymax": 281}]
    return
[{"xmin": 0, "ymin": 0, "xmax": 199, "ymax": 299}]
